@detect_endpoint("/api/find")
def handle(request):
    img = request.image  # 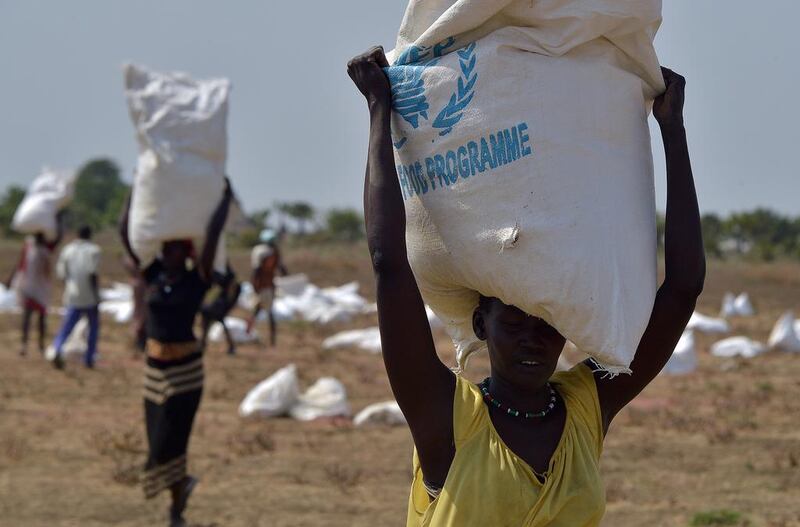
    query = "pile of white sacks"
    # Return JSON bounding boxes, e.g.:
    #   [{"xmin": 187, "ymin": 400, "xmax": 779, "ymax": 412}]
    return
[
  {"xmin": 663, "ymin": 292, "xmax": 800, "ymax": 375},
  {"xmin": 91, "ymin": 274, "xmax": 377, "ymax": 345},
  {"xmin": 238, "ymin": 363, "xmax": 406, "ymax": 427}
]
